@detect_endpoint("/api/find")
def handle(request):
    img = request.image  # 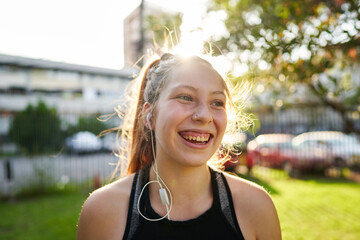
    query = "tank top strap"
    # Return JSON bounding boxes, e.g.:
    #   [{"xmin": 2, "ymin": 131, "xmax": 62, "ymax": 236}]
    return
[
  {"xmin": 210, "ymin": 168, "xmax": 244, "ymax": 238},
  {"xmin": 123, "ymin": 166, "xmax": 149, "ymax": 240}
]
